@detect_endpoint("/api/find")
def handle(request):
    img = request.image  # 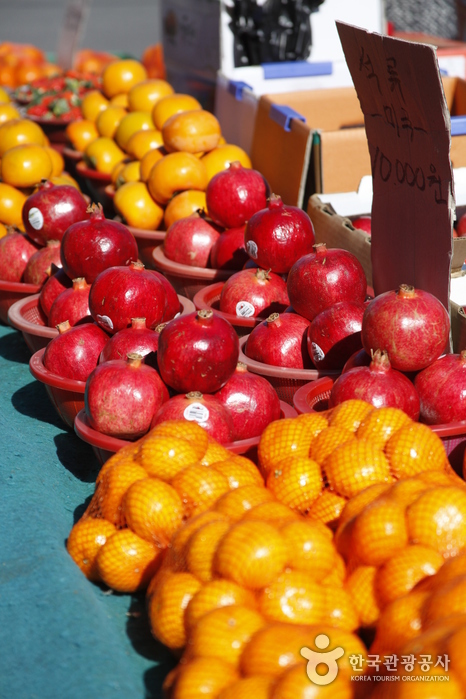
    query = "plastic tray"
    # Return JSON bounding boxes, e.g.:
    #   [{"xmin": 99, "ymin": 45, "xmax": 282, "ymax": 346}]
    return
[
  {"xmin": 152, "ymin": 245, "xmax": 237, "ymax": 300},
  {"xmin": 238, "ymin": 334, "xmax": 341, "ymax": 406},
  {"xmin": 74, "ymin": 400, "xmax": 297, "ymax": 466},
  {"xmin": 8, "ymin": 293, "xmax": 196, "ymax": 355},
  {"xmin": 29, "ymin": 347, "xmax": 85, "ymax": 428},
  {"xmin": 193, "ymin": 281, "xmax": 269, "ymax": 338},
  {"xmin": 293, "ymin": 376, "xmax": 466, "ymax": 474},
  {"xmin": 0, "ymin": 280, "xmax": 41, "ymax": 326},
  {"xmin": 128, "ymin": 226, "xmax": 166, "ymax": 269}
]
